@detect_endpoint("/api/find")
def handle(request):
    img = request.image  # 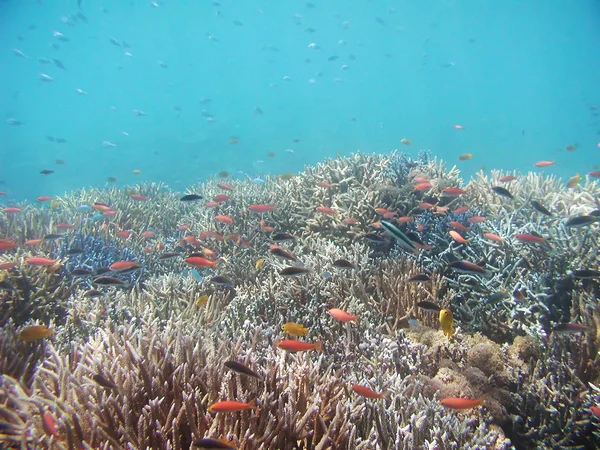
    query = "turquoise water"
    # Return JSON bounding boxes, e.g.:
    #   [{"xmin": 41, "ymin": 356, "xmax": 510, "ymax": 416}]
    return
[{"xmin": 1, "ymin": 0, "xmax": 599, "ymax": 200}]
